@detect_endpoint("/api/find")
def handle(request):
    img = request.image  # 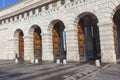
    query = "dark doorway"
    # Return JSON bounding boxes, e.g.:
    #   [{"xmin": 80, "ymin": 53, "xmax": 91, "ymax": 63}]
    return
[
  {"xmin": 77, "ymin": 13, "xmax": 101, "ymax": 61},
  {"xmin": 77, "ymin": 24, "xmax": 85, "ymax": 61},
  {"xmin": 17, "ymin": 30, "xmax": 24, "ymax": 60},
  {"xmin": 113, "ymin": 8, "xmax": 120, "ymax": 59},
  {"xmin": 33, "ymin": 26, "xmax": 42, "ymax": 61},
  {"xmin": 52, "ymin": 20, "xmax": 66, "ymax": 62}
]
